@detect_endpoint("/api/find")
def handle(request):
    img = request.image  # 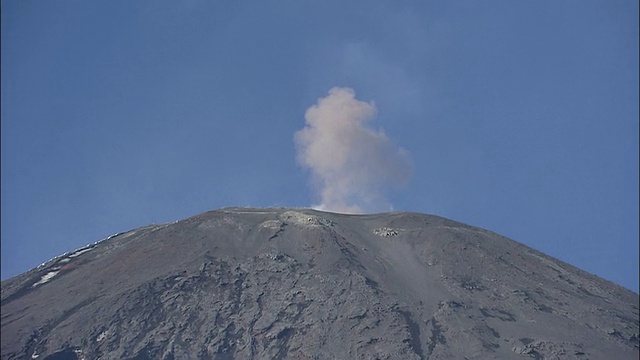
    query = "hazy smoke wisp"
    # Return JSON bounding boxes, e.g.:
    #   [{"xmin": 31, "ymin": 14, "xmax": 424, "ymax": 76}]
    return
[{"xmin": 295, "ymin": 87, "xmax": 412, "ymax": 213}]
